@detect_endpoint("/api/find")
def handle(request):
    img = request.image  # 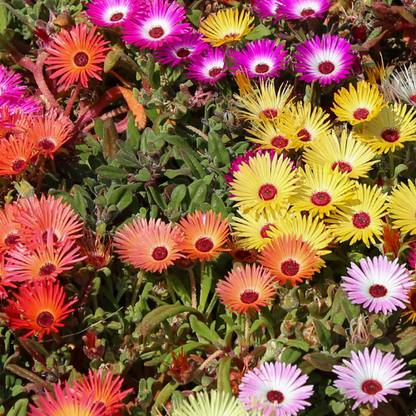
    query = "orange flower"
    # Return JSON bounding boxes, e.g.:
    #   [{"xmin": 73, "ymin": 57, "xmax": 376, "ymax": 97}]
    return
[
  {"xmin": 77, "ymin": 228, "xmax": 112, "ymax": 270},
  {"xmin": 0, "ymin": 203, "xmax": 22, "ymax": 253},
  {"xmin": 45, "ymin": 24, "xmax": 110, "ymax": 89},
  {"xmin": 177, "ymin": 211, "xmax": 230, "ymax": 261},
  {"xmin": 226, "ymin": 236, "xmax": 257, "ymax": 264},
  {"xmin": 0, "ymin": 254, "xmax": 20, "ymax": 297},
  {"xmin": 0, "ymin": 134, "xmax": 35, "ymax": 176},
  {"xmin": 216, "ymin": 264, "xmax": 277, "ymax": 314},
  {"xmin": 258, "ymin": 235, "xmax": 320, "ymax": 285},
  {"xmin": 403, "ymin": 287, "xmax": 416, "ymax": 324},
  {"xmin": 0, "ymin": 107, "xmax": 29, "ymax": 142}
]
